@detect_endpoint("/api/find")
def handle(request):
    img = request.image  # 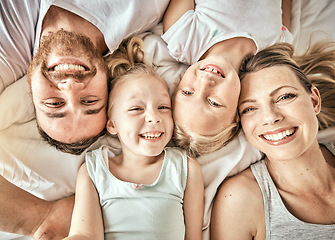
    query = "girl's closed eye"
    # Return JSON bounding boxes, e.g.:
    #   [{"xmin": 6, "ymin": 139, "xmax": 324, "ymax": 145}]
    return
[
  {"xmin": 158, "ymin": 105, "xmax": 171, "ymax": 110},
  {"xmin": 129, "ymin": 106, "xmax": 143, "ymax": 111}
]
